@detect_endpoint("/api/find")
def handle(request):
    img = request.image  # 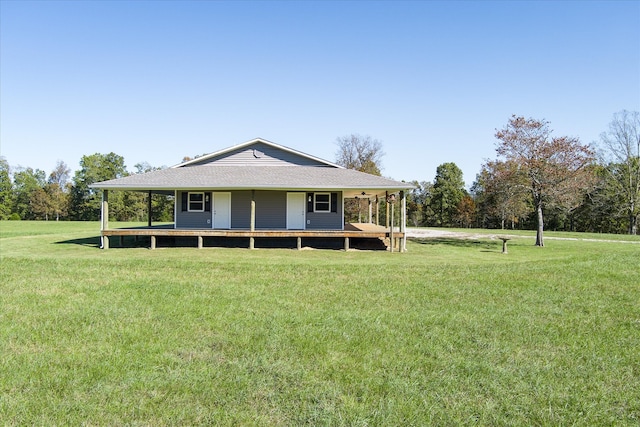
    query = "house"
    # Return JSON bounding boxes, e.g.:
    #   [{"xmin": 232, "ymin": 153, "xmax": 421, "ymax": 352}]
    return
[{"xmin": 90, "ymin": 138, "xmax": 411, "ymax": 251}]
